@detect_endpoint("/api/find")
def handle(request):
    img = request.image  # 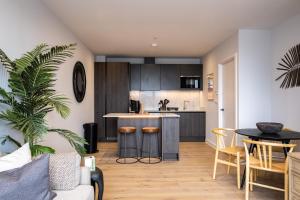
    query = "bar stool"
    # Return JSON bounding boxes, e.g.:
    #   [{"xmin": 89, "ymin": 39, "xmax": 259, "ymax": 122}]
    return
[
  {"xmin": 116, "ymin": 126, "xmax": 138, "ymax": 164},
  {"xmin": 139, "ymin": 127, "xmax": 162, "ymax": 164}
]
